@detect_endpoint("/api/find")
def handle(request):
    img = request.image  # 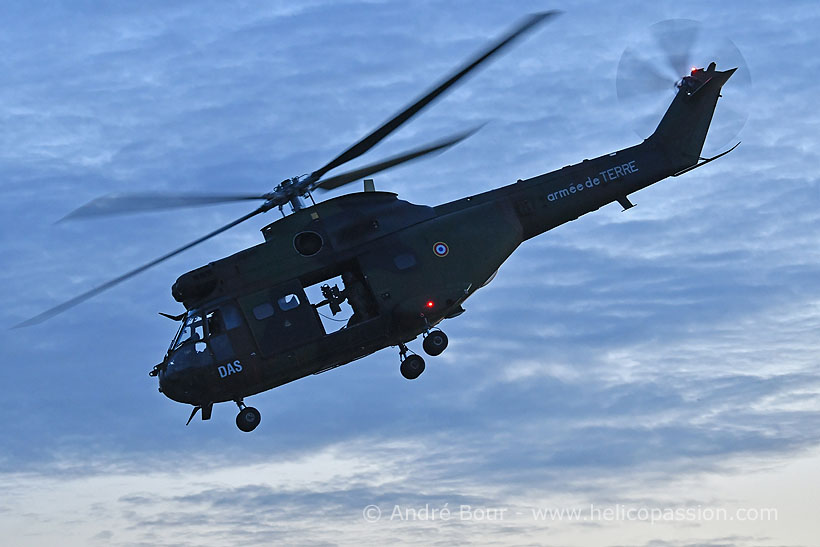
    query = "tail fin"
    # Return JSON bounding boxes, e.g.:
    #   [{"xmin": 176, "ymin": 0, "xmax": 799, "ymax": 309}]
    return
[{"xmin": 648, "ymin": 65, "xmax": 736, "ymax": 169}]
